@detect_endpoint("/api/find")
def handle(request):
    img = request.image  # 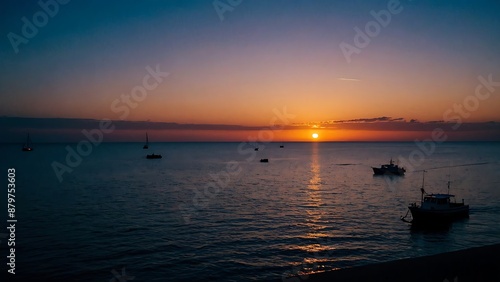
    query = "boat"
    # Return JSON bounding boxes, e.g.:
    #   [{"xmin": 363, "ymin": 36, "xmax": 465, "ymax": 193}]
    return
[
  {"xmin": 260, "ymin": 158, "xmax": 269, "ymax": 163},
  {"xmin": 143, "ymin": 132, "xmax": 149, "ymax": 149},
  {"xmin": 401, "ymin": 171, "xmax": 469, "ymax": 224},
  {"xmin": 372, "ymin": 158, "xmax": 405, "ymax": 175},
  {"xmin": 146, "ymin": 153, "xmax": 162, "ymax": 159},
  {"xmin": 254, "ymin": 147, "xmax": 259, "ymax": 151},
  {"xmin": 22, "ymin": 133, "xmax": 33, "ymax": 151}
]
